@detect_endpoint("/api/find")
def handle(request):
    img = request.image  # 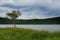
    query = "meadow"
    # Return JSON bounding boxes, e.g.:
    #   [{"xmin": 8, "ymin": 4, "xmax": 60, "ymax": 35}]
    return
[{"xmin": 0, "ymin": 28, "xmax": 60, "ymax": 40}]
